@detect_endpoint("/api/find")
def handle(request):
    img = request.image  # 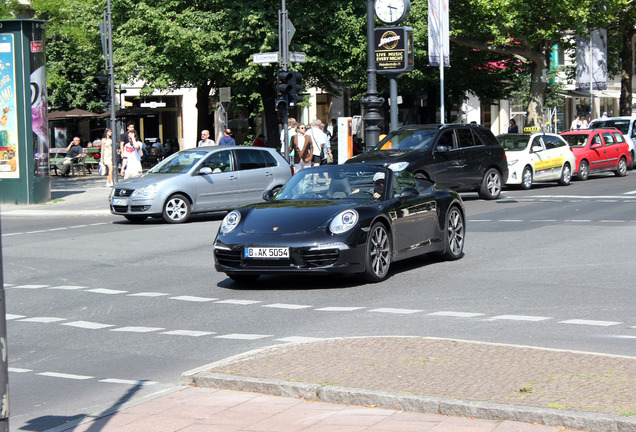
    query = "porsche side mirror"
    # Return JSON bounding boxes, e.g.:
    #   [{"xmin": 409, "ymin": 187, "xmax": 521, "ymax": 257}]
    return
[
  {"xmin": 263, "ymin": 189, "xmax": 275, "ymax": 201},
  {"xmin": 399, "ymin": 187, "xmax": 419, "ymax": 201}
]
